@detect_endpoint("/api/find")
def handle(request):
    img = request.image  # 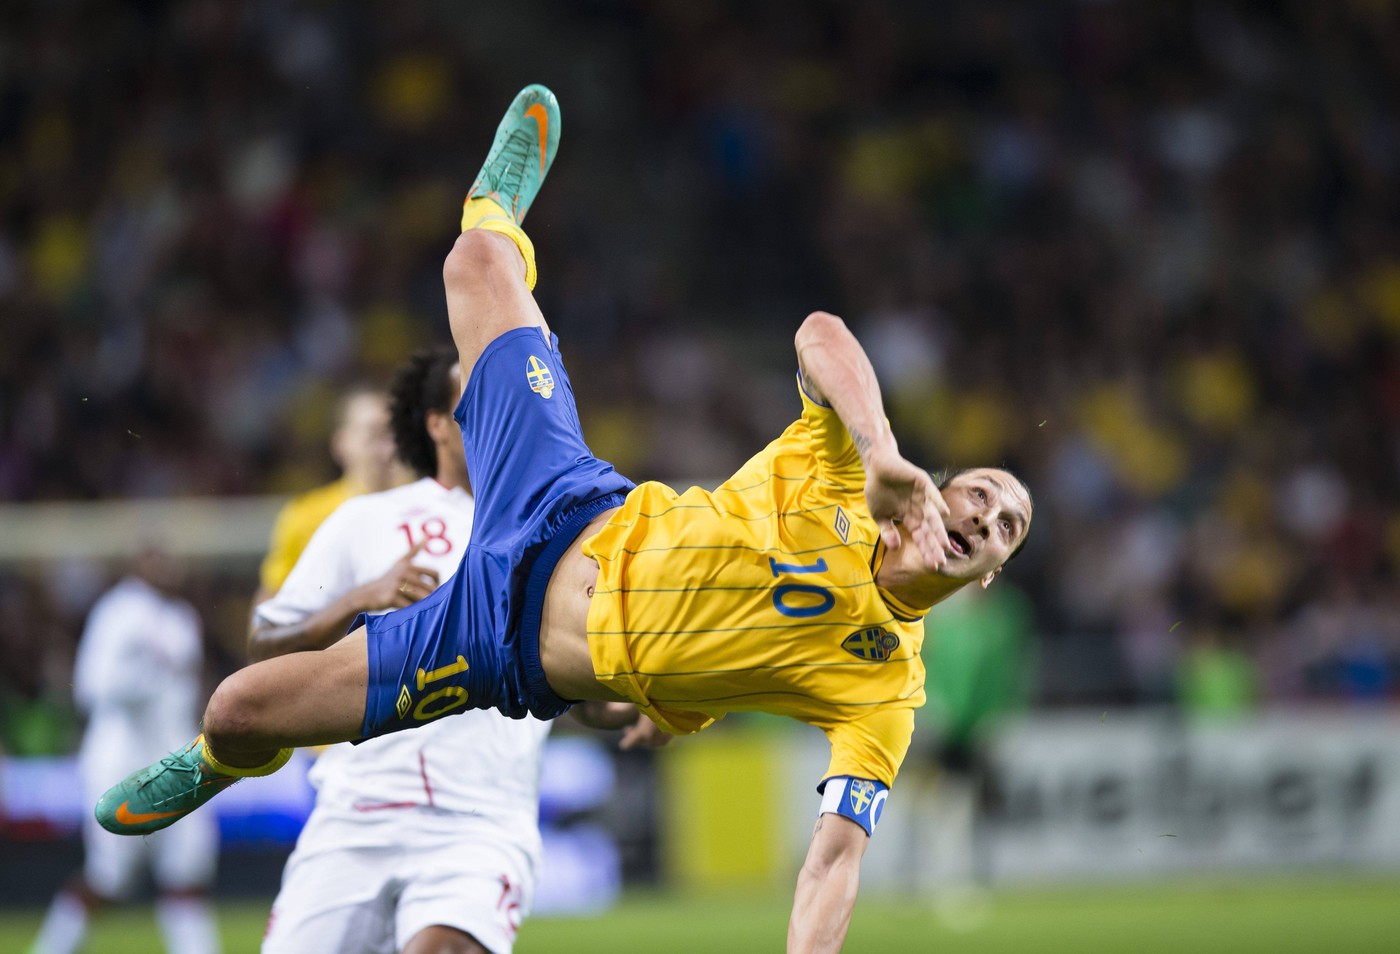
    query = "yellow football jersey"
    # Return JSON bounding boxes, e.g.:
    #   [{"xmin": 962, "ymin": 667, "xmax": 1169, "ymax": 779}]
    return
[
  {"xmin": 258, "ymin": 477, "xmax": 363, "ymax": 593},
  {"xmin": 584, "ymin": 378, "xmax": 927, "ymax": 786}
]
